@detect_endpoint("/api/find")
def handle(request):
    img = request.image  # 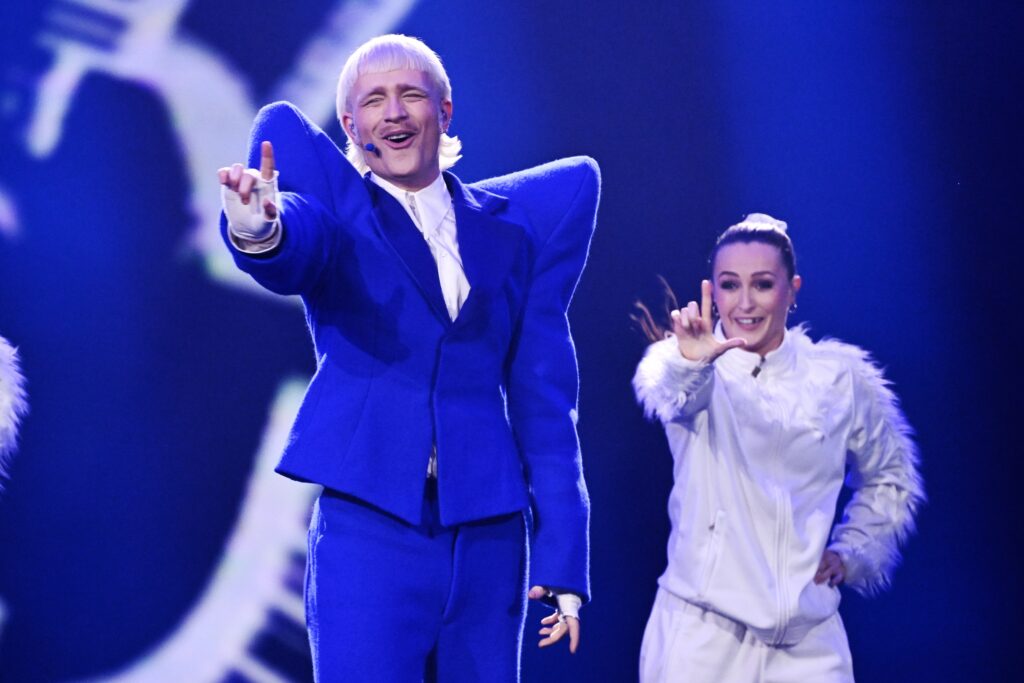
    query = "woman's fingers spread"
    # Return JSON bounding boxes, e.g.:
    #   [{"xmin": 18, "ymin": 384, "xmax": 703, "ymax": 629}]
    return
[
  {"xmin": 678, "ymin": 309, "xmax": 691, "ymax": 335},
  {"xmin": 670, "ymin": 309, "xmax": 684, "ymax": 335},
  {"xmin": 721, "ymin": 337, "xmax": 746, "ymax": 352},
  {"xmin": 707, "ymin": 337, "xmax": 746, "ymax": 363},
  {"xmin": 690, "ymin": 310, "xmax": 705, "ymax": 335},
  {"xmin": 701, "ymin": 280, "xmax": 713, "ymax": 325},
  {"xmin": 677, "ymin": 308, "xmax": 696, "ymax": 337}
]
